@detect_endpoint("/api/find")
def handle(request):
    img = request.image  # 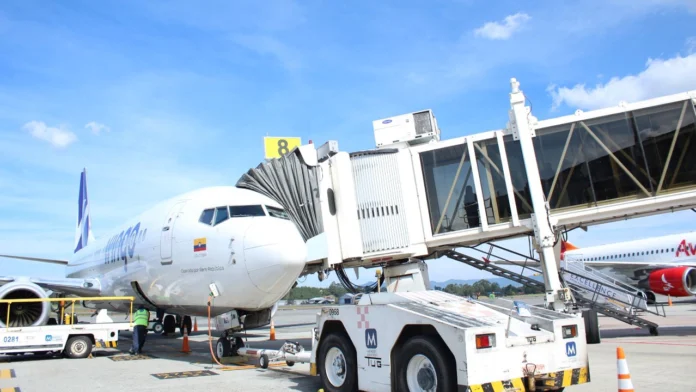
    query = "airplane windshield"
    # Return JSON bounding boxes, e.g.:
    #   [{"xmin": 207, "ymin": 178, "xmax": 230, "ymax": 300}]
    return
[
  {"xmin": 229, "ymin": 205, "xmax": 265, "ymax": 217},
  {"xmin": 199, "ymin": 209, "xmax": 215, "ymax": 225},
  {"xmin": 266, "ymin": 205, "xmax": 290, "ymax": 220}
]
